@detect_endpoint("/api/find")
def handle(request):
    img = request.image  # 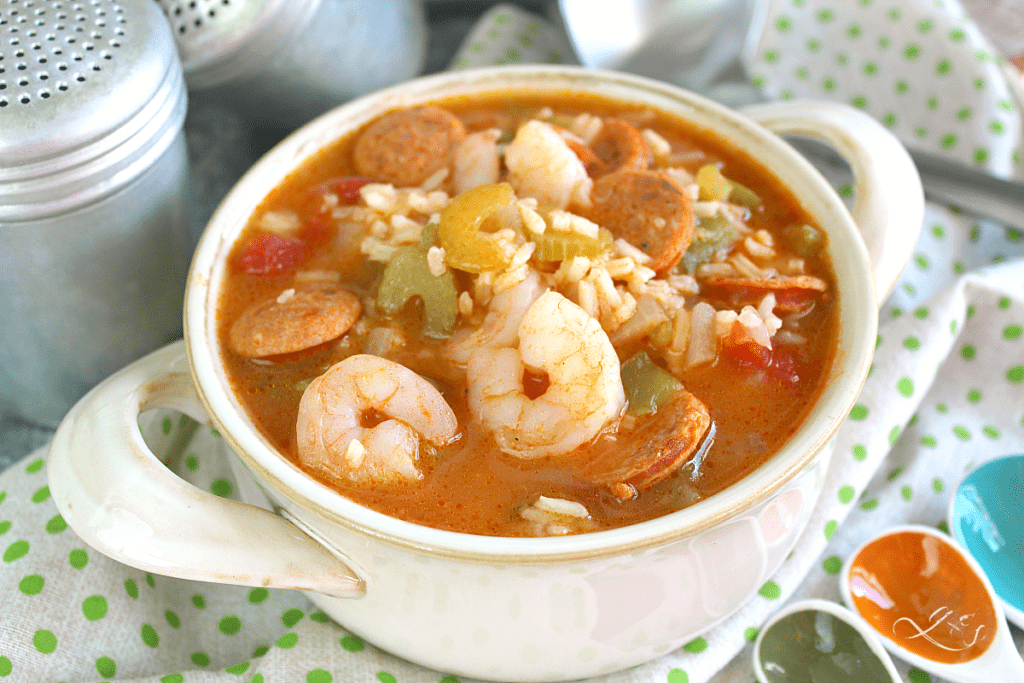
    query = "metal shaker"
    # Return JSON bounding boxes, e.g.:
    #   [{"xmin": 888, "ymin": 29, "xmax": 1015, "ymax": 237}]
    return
[
  {"xmin": 0, "ymin": 0, "xmax": 192, "ymax": 427},
  {"xmin": 155, "ymin": 0, "xmax": 428, "ymax": 128}
]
